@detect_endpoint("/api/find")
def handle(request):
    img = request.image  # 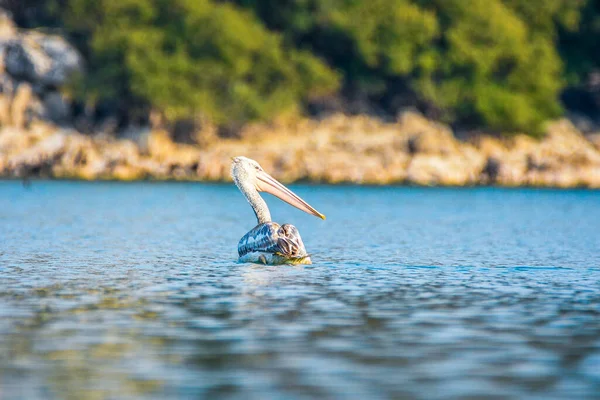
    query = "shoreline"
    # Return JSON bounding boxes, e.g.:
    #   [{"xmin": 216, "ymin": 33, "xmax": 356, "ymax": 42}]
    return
[
  {"xmin": 3, "ymin": 177, "xmax": 600, "ymax": 191},
  {"xmin": 2, "ymin": 111, "xmax": 600, "ymax": 189}
]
